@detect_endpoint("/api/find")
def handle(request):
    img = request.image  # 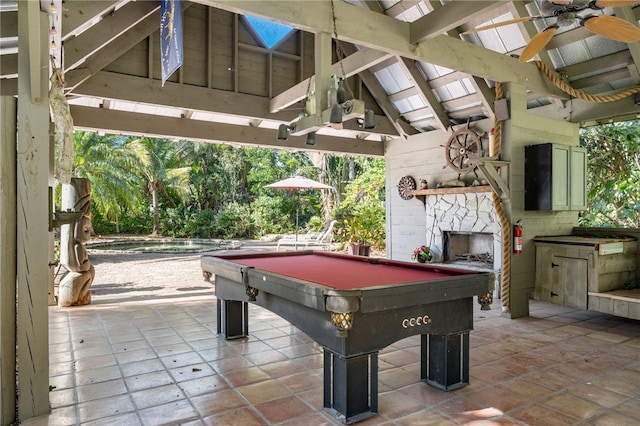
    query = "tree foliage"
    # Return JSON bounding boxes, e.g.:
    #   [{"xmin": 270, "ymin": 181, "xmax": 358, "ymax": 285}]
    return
[
  {"xmin": 580, "ymin": 121, "xmax": 640, "ymax": 227},
  {"xmin": 71, "ymin": 132, "xmax": 385, "ymax": 240}
]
